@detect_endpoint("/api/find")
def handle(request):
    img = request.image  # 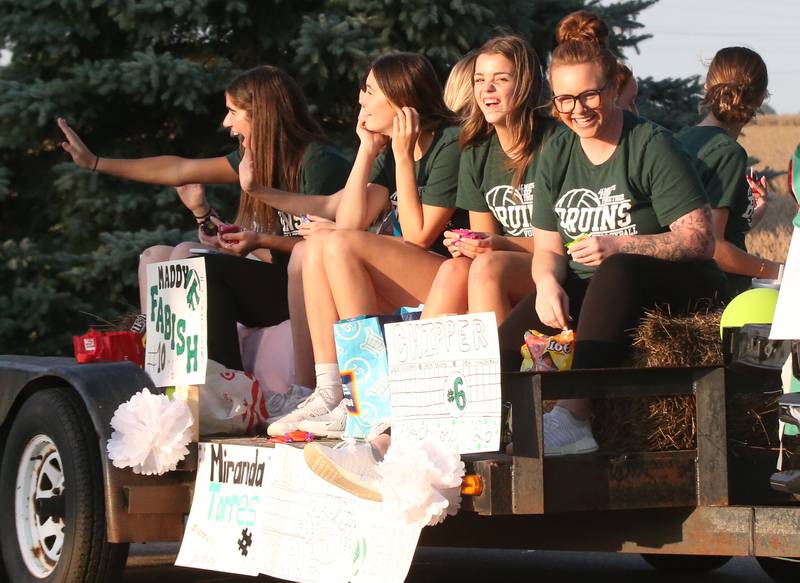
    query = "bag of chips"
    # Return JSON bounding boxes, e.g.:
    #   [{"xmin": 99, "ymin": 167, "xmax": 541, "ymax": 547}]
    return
[{"xmin": 520, "ymin": 329, "xmax": 575, "ymax": 372}]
